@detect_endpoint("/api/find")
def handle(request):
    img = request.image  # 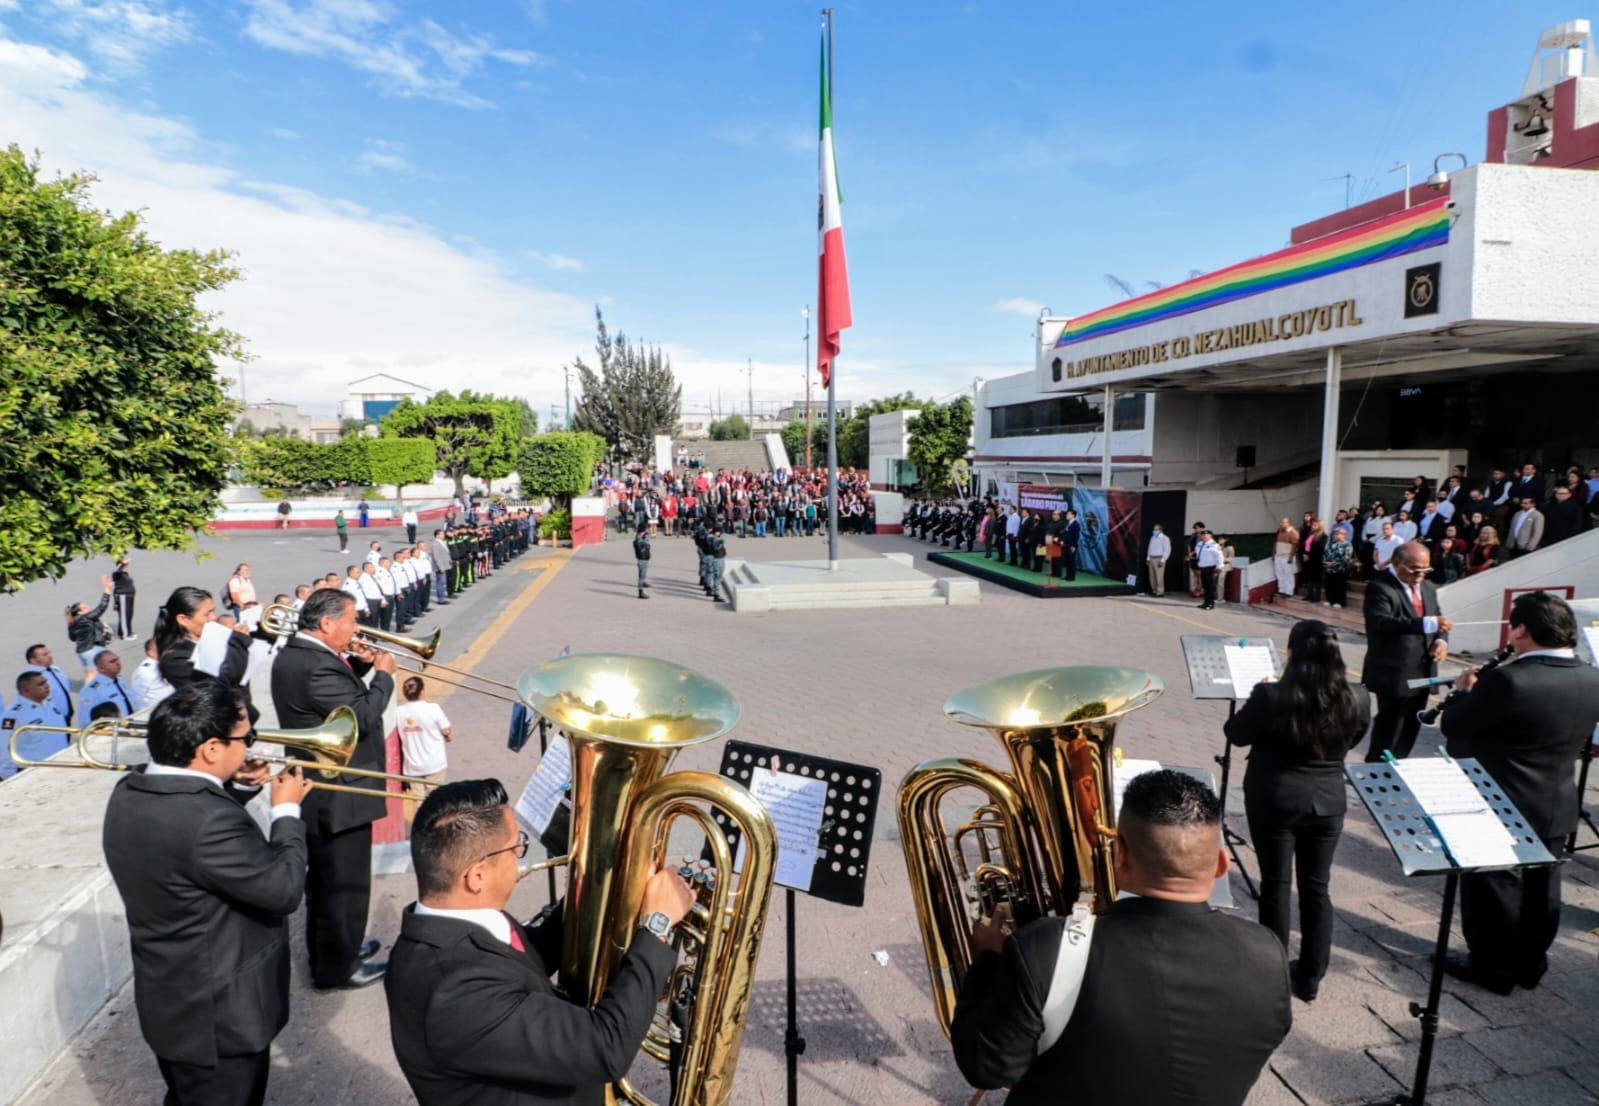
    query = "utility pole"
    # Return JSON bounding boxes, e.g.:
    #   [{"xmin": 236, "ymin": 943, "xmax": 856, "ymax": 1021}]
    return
[
  {"xmin": 802, "ymin": 306, "xmax": 813, "ymax": 468},
  {"xmin": 563, "ymin": 365, "xmax": 571, "ymax": 428}
]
